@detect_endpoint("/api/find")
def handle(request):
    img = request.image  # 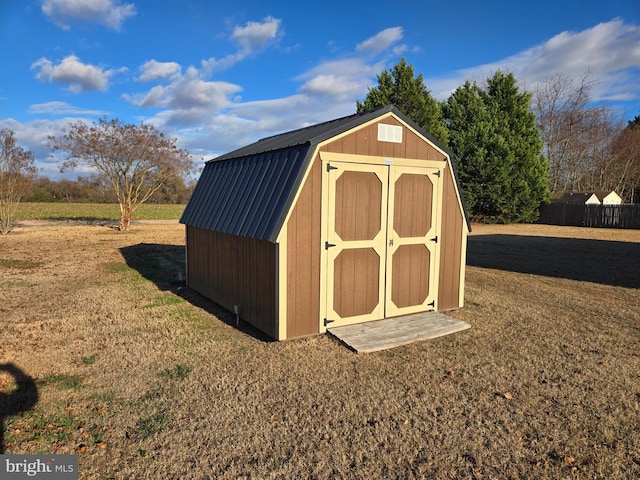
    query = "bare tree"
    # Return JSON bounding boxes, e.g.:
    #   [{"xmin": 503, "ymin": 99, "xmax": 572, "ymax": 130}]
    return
[
  {"xmin": 603, "ymin": 122, "xmax": 640, "ymax": 203},
  {"xmin": 533, "ymin": 73, "xmax": 601, "ymax": 192},
  {"xmin": 533, "ymin": 73, "xmax": 631, "ymax": 198},
  {"xmin": 0, "ymin": 129, "xmax": 37, "ymax": 234},
  {"xmin": 50, "ymin": 118, "xmax": 194, "ymax": 231}
]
